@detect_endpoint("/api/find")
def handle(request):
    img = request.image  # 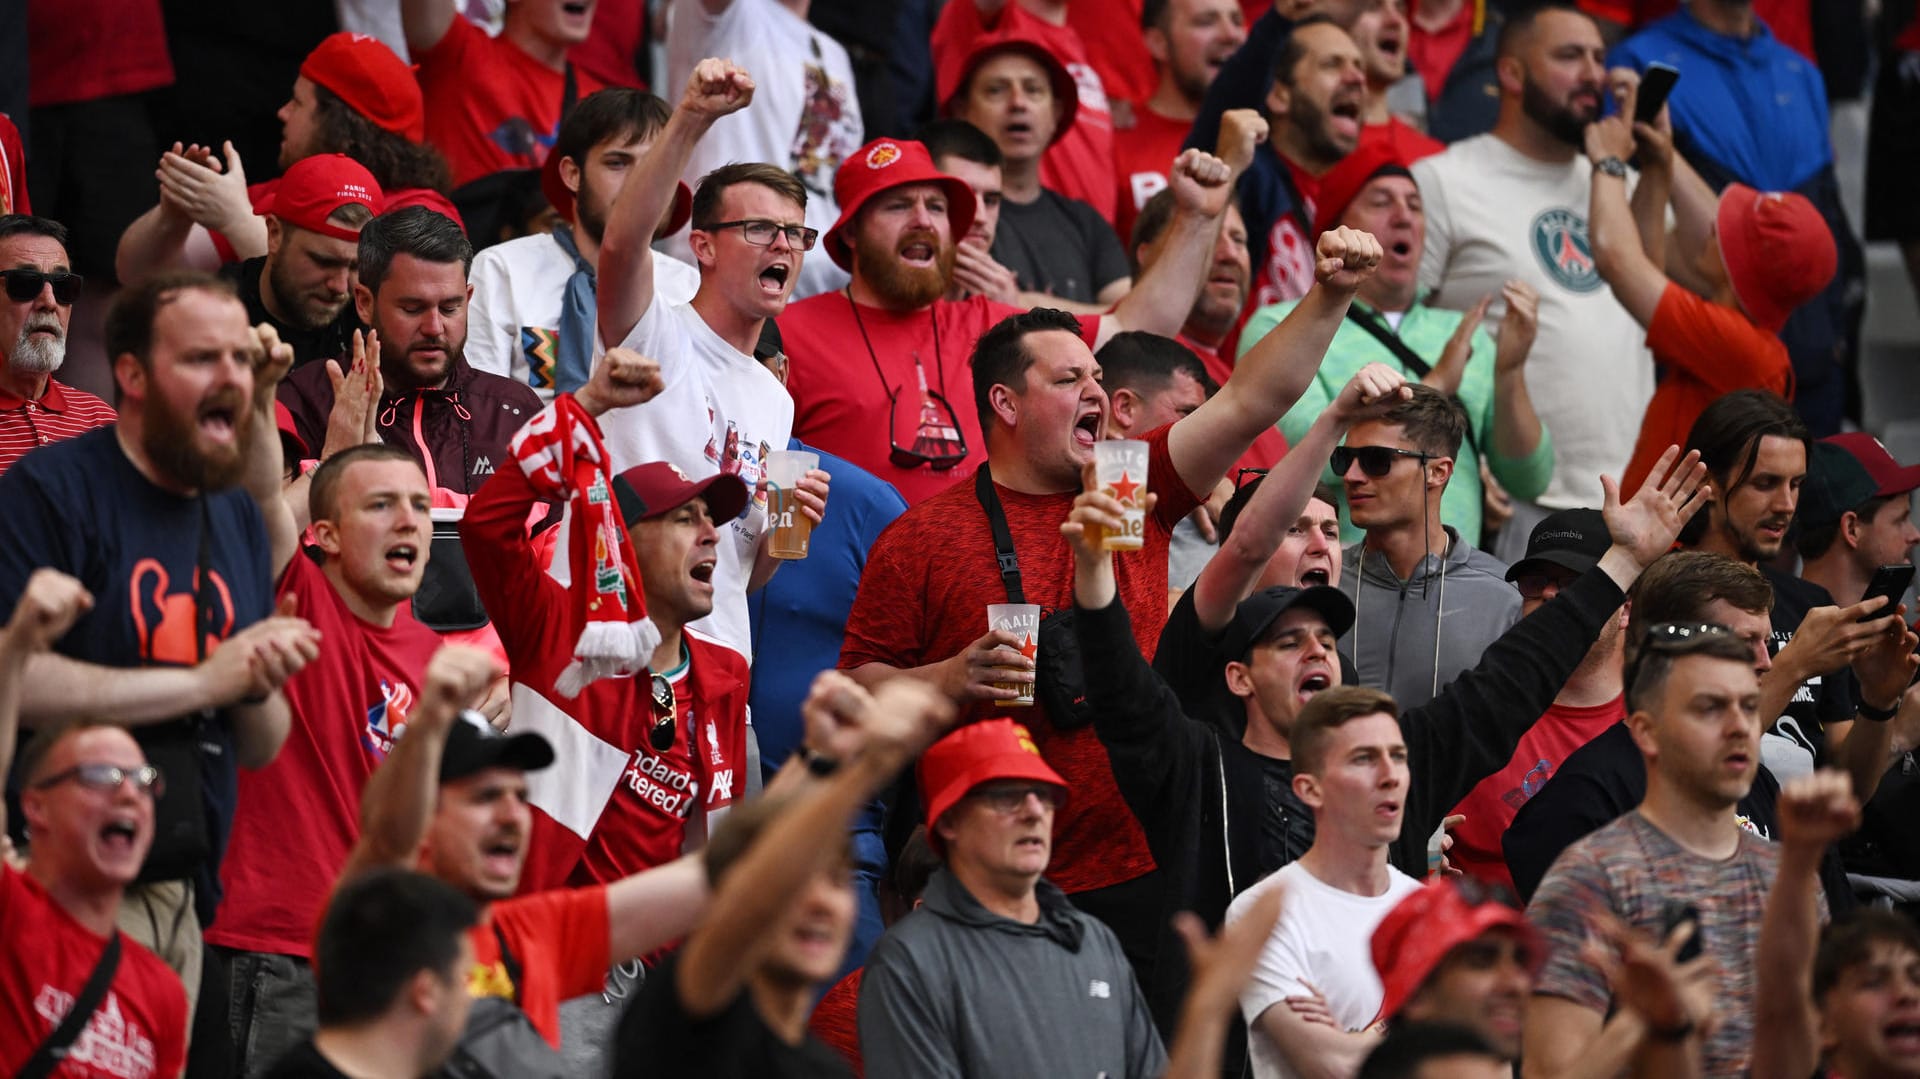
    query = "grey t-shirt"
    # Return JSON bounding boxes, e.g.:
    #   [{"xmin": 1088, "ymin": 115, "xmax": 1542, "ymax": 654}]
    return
[{"xmin": 991, "ymin": 188, "xmax": 1131, "ymax": 304}]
